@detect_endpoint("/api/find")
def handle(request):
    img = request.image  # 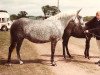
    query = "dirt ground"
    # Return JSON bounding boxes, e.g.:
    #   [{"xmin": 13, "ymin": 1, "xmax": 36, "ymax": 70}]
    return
[
  {"xmin": 0, "ymin": 32, "xmax": 100, "ymax": 75},
  {"xmin": 28, "ymin": 37, "xmax": 100, "ymax": 75}
]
